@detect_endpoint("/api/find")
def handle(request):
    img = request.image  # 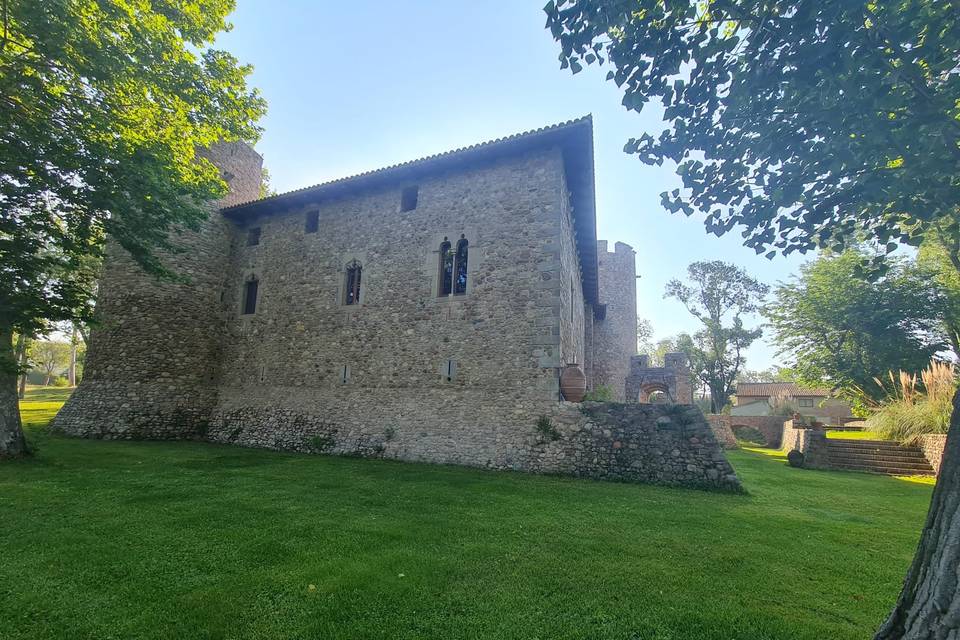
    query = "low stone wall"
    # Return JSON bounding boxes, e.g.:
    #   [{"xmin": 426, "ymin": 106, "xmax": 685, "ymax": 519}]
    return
[
  {"xmin": 780, "ymin": 419, "xmax": 829, "ymax": 468},
  {"xmin": 57, "ymin": 385, "xmax": 741, "ymax": 491},
  {"xmin": 920, "ymin": 434, "xmax": 948, "ymax": 476},
  {"xmin": 706, "ymin": 414, "xmax": 785, "ymax": 448},
  {"xmin": 548, "ymin": 403, "xmax": 741, "ymax": 491}
]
